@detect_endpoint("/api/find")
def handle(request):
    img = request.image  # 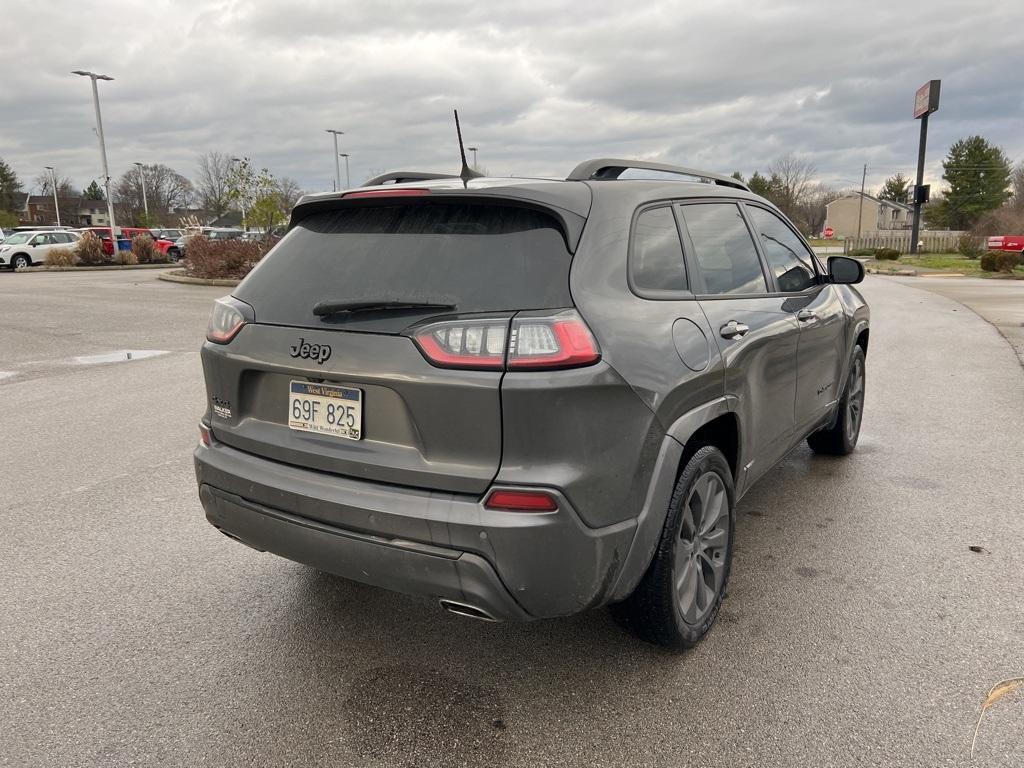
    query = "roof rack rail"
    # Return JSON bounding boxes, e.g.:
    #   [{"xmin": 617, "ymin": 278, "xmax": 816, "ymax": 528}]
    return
[
  {"xmin": 362, "ymin": 171, "xmax": 460, "ymax": 187},
  {"xmin": 566, "ymin": 158, "xmax": 750, "ymax": 192}
]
